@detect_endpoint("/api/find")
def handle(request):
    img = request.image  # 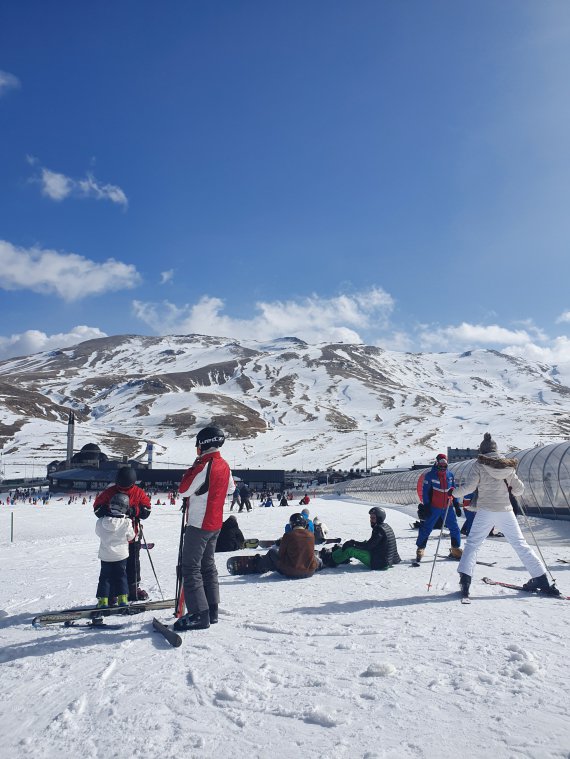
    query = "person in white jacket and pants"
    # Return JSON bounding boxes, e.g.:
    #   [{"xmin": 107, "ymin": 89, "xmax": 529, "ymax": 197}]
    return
[
  {"xmin": 453, "ymin": 433, "xmax": 559, "ymax": 598},
  {"xmin": 95, "ymin": 493, "xmax": 135, "ymax": 608}
]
